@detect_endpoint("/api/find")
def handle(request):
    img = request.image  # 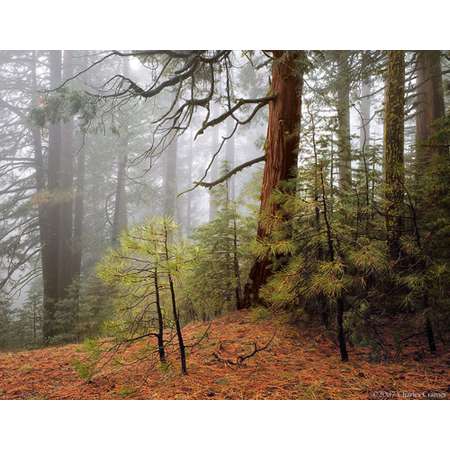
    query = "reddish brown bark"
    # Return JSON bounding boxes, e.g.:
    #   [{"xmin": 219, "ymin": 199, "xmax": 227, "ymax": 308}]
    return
[
  {"xmin": 415, "ymin": 51, "xmax": 447, "ymax": 169},
  {"xmin": 242, "ymin": 51, "xmax": 304, "ymax": 308}
]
